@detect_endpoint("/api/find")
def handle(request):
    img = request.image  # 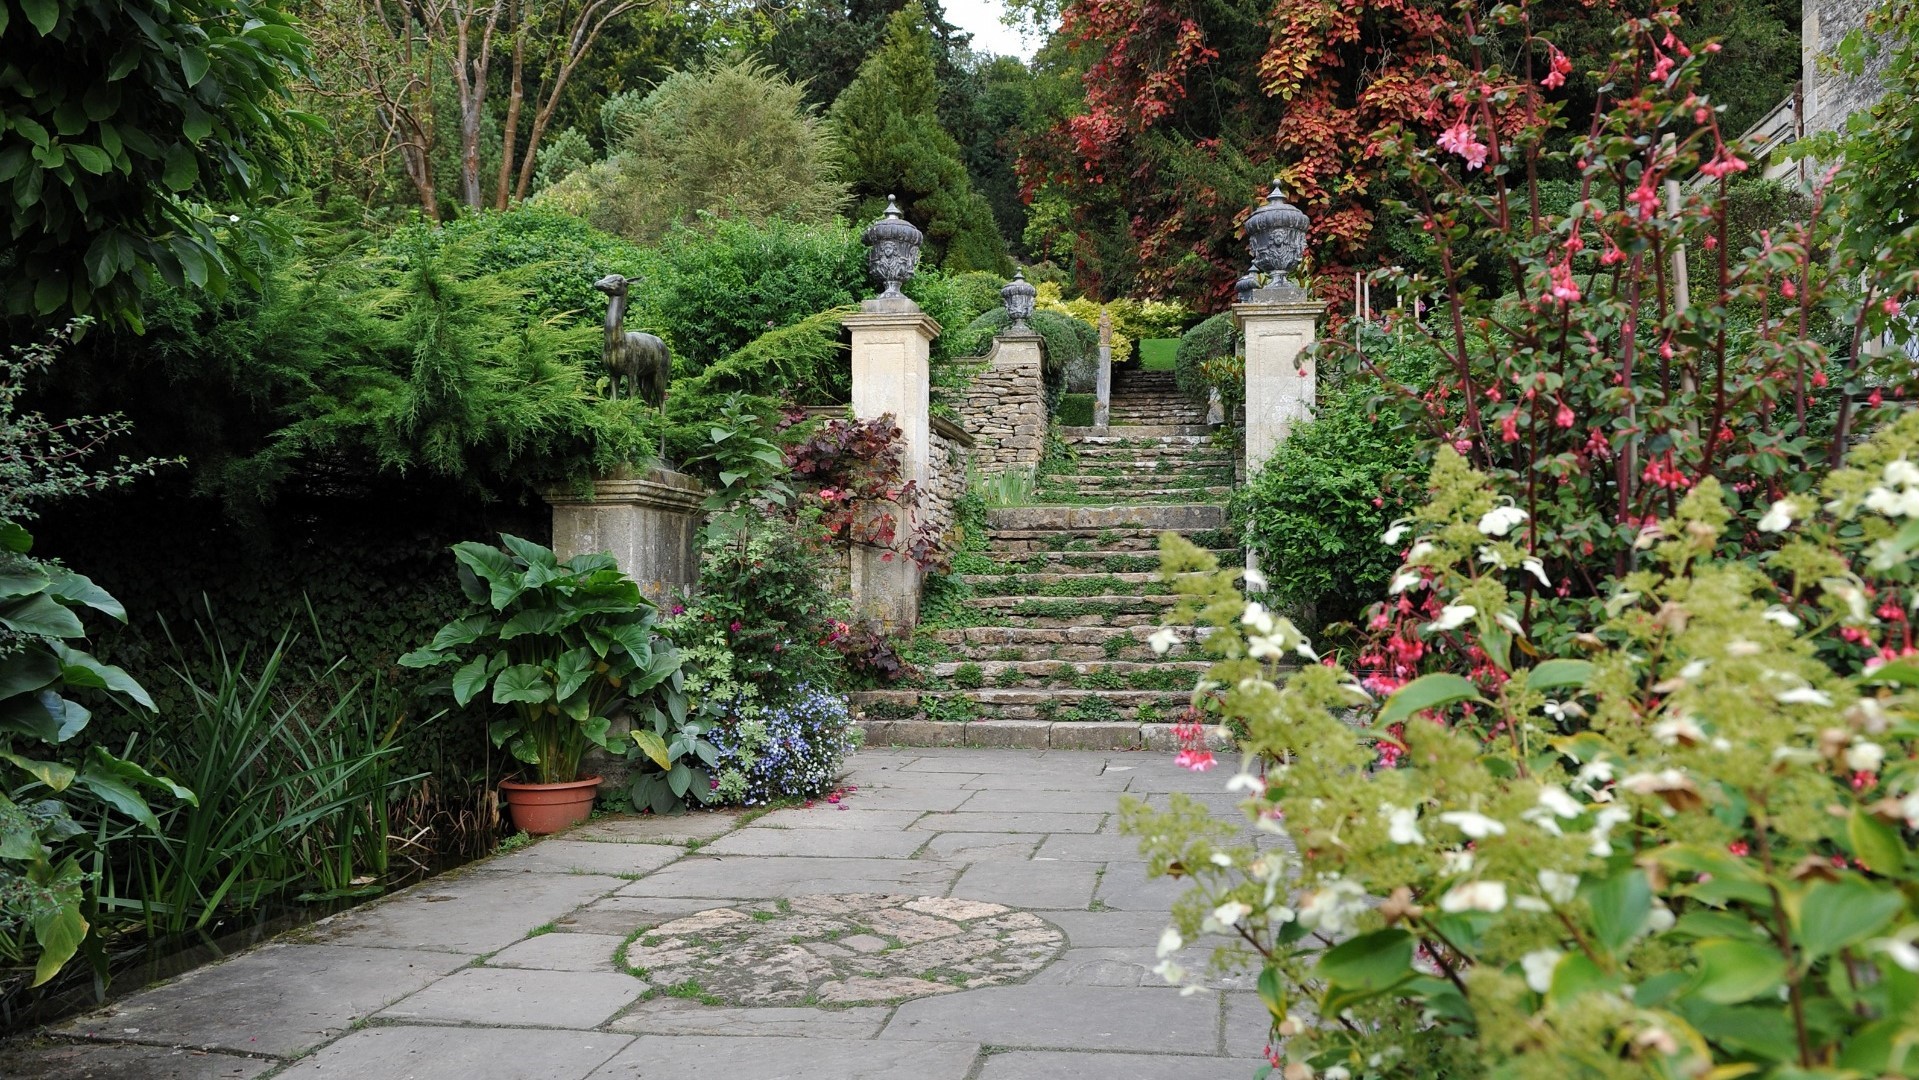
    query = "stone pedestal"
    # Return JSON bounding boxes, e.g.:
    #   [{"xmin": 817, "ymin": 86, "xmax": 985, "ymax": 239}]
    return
[
  {"xmin": 963, "ymin": 331, "xmax": 1046, "ymax": 474},
  {"xmin": 845, "ymin": 299, "xmax": 941, "ymax": 630},
  {"xmin": 1235, "ymin": 294, "xmax": 1323, "ymax": 476},
  {"xmin": 545, "ymin": 466, "xmax": 704, "ymax": 603}
]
